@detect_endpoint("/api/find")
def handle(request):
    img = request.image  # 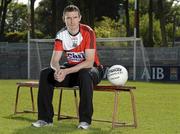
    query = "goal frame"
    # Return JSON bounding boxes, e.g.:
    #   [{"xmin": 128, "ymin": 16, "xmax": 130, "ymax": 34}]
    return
[{"xmin": 28, "ymin": 37, "xmax": 150, "ymax": 81}]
